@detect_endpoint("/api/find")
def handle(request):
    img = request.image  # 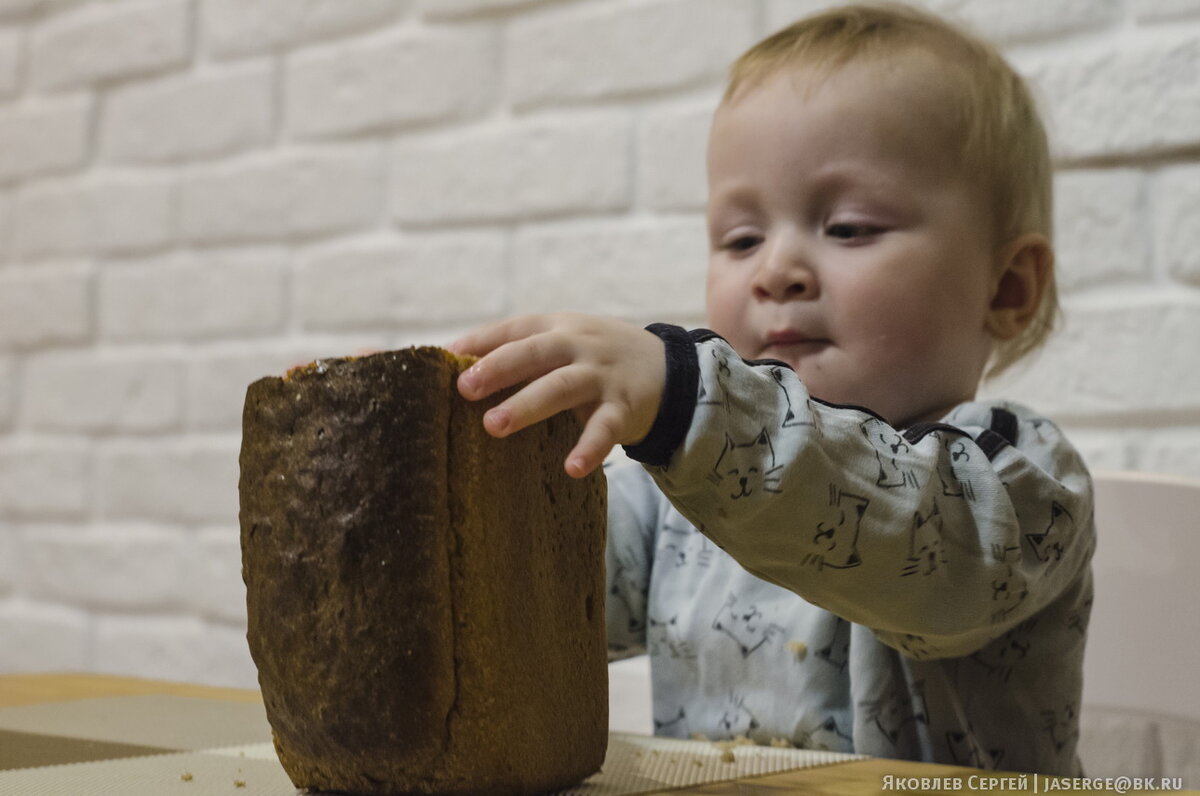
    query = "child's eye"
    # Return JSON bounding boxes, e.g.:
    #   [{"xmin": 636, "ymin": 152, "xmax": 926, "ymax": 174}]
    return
[
  {"xmin": 825, "ymin": 223, "xmax": 881, "ymax": 240},
  {"xmin": 723, "ymin": 235, "xmax": 763, "ymax": 253}
]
